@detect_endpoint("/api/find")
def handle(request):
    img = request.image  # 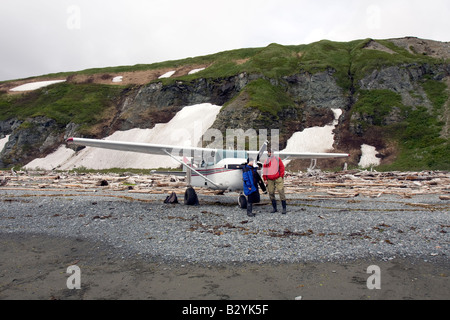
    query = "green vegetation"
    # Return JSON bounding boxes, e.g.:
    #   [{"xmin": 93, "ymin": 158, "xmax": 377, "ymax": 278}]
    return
[
  {"xmin": 293, "ymin": 40, "xmax": 354, "ymax": 91},
  {"xmin": 1, "ymin": 38, "xmax": 449, "ymax": 171},
  {"xmin": 384, "ymin": 106, "xmax": 449, "ymax": 171},
  {"xmin": 3, "ymin": 37, "xmax": 444, "ymax": 87},
  {"xmin": 162, "ymin": 38, "xmax": 434, "ymax": 87},
  {"xmin": 391, "ymin": 78, "xmax": 449, "ymax": 171},
  {"xmin": 243, "ymin": 79, "xmax": 294, "ymax": 116},
  {"xmin": 350, "ymin": 40, "xmax": 438, "ymax": 82},
  {"xmin": 422, "ymin": 79, "xmax": 448, "ymax": 111},
  {"xmin": 0, "ymin": 82, "xmax": 124, "ymax": 133},
  {"xmin": 352, "ymin": 89, "xmax": 404, "ymax": 128},
  {"xmin": 353, "ymin": 84, "xmax": 449, "ymax": 171},
  {"xmin": 243, "ymin": 43, "xmax": 302, "ymax": 79}
]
